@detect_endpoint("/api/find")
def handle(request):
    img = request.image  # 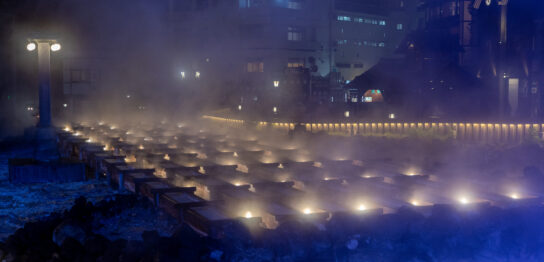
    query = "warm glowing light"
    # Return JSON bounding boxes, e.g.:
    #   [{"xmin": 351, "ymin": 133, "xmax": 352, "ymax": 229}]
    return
[
  {"xmin": 164, "ymin": 154, "xmax": 170, "ymax": 161},
  {"xmin": 63, "ymin": 103, "xmax": 68, "ymax": 108},
  {"xmin": 195, "ymin": 71, "xmax": 201, "ymax": 78},
  {"xmin": 234, "ymin": 182, "xmax": 241, "ymax": 186},
  {"xmin": 74, "ymin": 132, "xmax": 81, "ymax": 136},
  {"xmin": 244, "ymin": 211, "xmax": 253, "ymax": 219},
  {"xmin": 273, "ymin": 107, "xmax": 278, "ymax": 113},
  {"xmin": 124, "ymin": 155, "xmax": 137, "ymax": 163},
  {"xmin": 278, "ymin": 163, "xmax": 284, "ymax": 169},
  {"xmin": 389, "ymin": 113, "xmax": 395, "ymax": 119},
  {"xmin": 344, "ymin": 111, "xmax": 350, "ymax": 118},
  {"xmin": 238, "ymin": 105, "xmax": 242, "ymax": 111},
  {"xmin": 510, "ymin": 193, "xmax": 519, "ymax": 199},
  {"xmin": 357, "ymin": 204, "xmax": 367, "ymax": 211},
  {"xmin": 407, "ymin": 173, "xmax": 416, "ymax": 176},
  {"xmin": 459, "ymin": 197, "xmax": 469, "ymax": 205},
  {"xmin": 303, "ymin": 208, "xmax": 312, "ymax": 215},
  {"xmin": 180, "ymin": 71, "xmax": 186, "ymax": 79},
  {"xmin": 233, "ymin": 152, "xmax": 238, "ymax": 157},
  {"xmin": 138, "ymin": 144, "xmax": 144, "ymax": 150},
  {"xmin": 63, "ymin": 126, "xmax": 71, "ymax": 132},
  {"xmin": 110, "ymin": 126, "xmax": 116, "ymax": 130},
  {"xmin": 86, "ymin": 138, "xmax": 93, "ymax": 143},
  {"xmin": 26, "ymin": 42, "xmax": 36, "ymax": 51},
  {"xmin": 411, "ymin": 201, "xmax": 419, "ymax": 206},
  {"xmin": 50, "ymin": 43, "xmax": 61, "ymax": 52},
  {"xmin": 273, "ymin": 80, "xmax": 280, "ymax": 87}
]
